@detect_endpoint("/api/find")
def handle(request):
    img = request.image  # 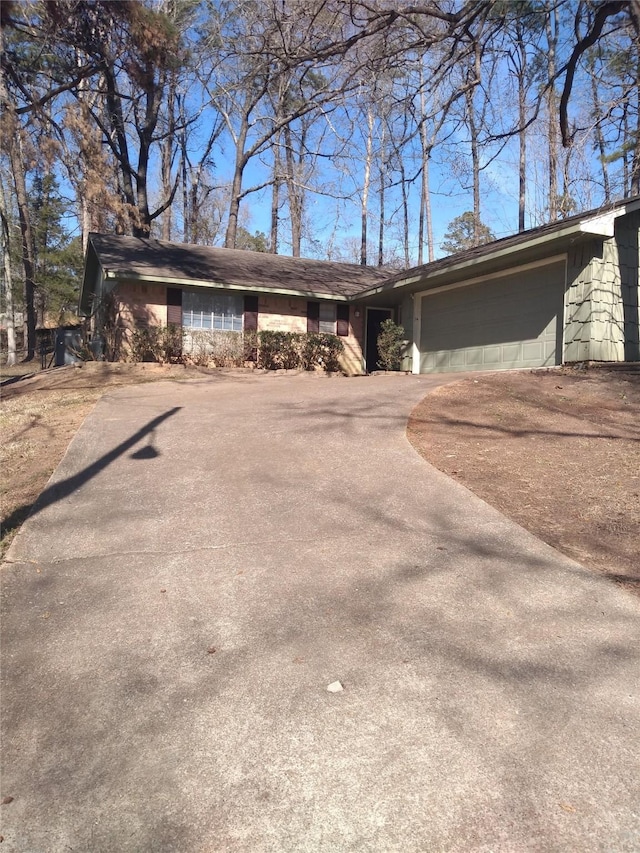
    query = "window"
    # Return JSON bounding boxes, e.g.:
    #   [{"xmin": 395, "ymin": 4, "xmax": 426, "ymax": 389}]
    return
[
  {"xmin": 182, "ymin": 291, "xmax": 243, "ymax": 331},
  {"xmin": 307, "ymin": 301, "xmax": 350, "ymax": 336},
  {"xmin": 319, "ymin": 302, "xmax": 337, "ymax": 334}
]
